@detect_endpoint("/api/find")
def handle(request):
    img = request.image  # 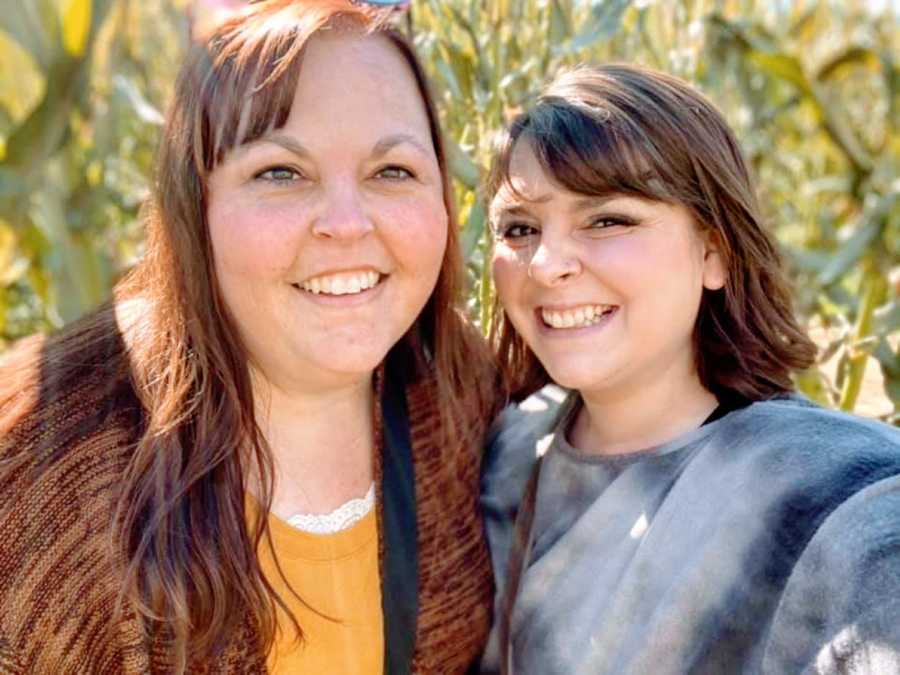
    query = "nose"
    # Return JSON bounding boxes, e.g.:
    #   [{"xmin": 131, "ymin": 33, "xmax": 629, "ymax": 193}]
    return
[
  {"xmin": 311, "ymin": 183, "xmax": 375, "ymax": 241},
  {"xmin": 527, "ymin": 239, "xmax": 581, "ymax": 287}
]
